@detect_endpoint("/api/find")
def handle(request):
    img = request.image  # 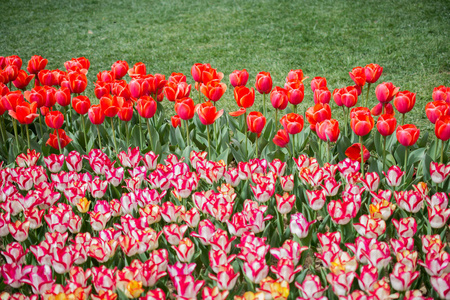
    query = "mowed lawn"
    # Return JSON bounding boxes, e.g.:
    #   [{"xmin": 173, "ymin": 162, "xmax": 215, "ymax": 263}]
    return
[{"xmin": 1, "ymin": 0, "xmax": 449, "ymax": 127}]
